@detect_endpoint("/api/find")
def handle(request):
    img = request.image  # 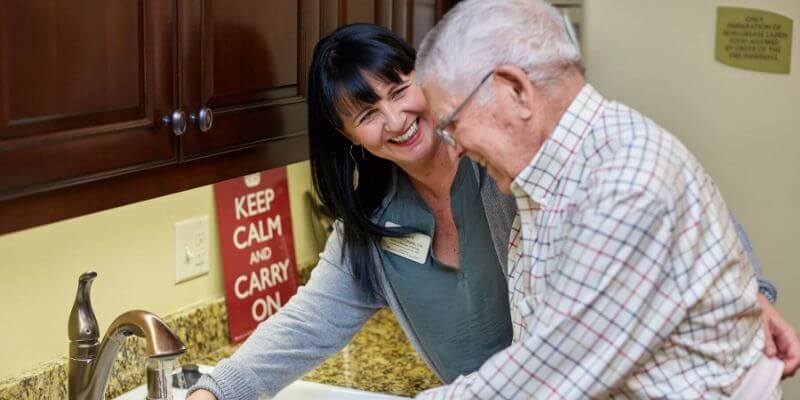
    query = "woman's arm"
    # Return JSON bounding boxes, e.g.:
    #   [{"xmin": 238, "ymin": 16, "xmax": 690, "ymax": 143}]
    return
[
  {"xmin": 730, "ymin": 214, "xmax": 777, "ymax": 302},
  {"xmin": 730, "ymin": 214, "xmax": 800, "ymax": 378},
  {"xmin": 188, "ymin": 224, "xmax": 385, "ymax": 400}
]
